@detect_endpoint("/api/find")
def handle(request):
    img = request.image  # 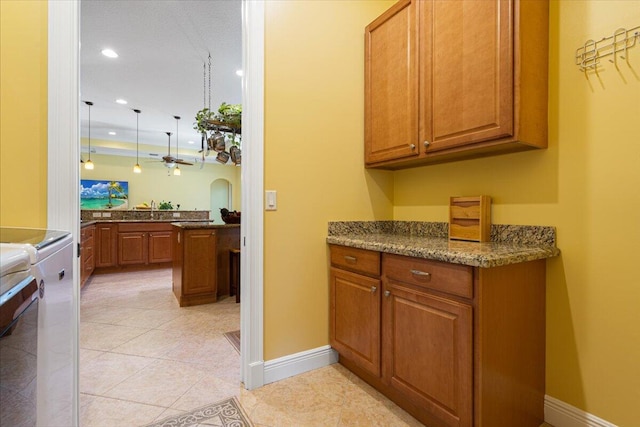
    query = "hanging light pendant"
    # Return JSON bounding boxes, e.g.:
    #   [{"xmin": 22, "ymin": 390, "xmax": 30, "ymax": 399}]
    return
[
  {"xmin": 84, "ymin": 101, "xmax": 95, "ymax": 170},
  {"xmin": 133, "ymin": 109, "xmax": 142, "ymax": 173},
  {"xmin": 173, "ymin": 115, "xmax": 181, "ymax": 176}
]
